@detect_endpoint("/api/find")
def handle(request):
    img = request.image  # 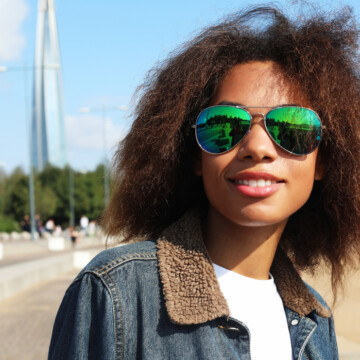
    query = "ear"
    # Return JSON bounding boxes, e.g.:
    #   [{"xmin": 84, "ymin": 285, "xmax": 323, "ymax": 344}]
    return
[
  {"xmin": 314, "ymin": 154, "xmax": 326, "ymax": 180},
  {"xmin": 193, "ymin": 152, "xmax": 202, "ymax": 176}
]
